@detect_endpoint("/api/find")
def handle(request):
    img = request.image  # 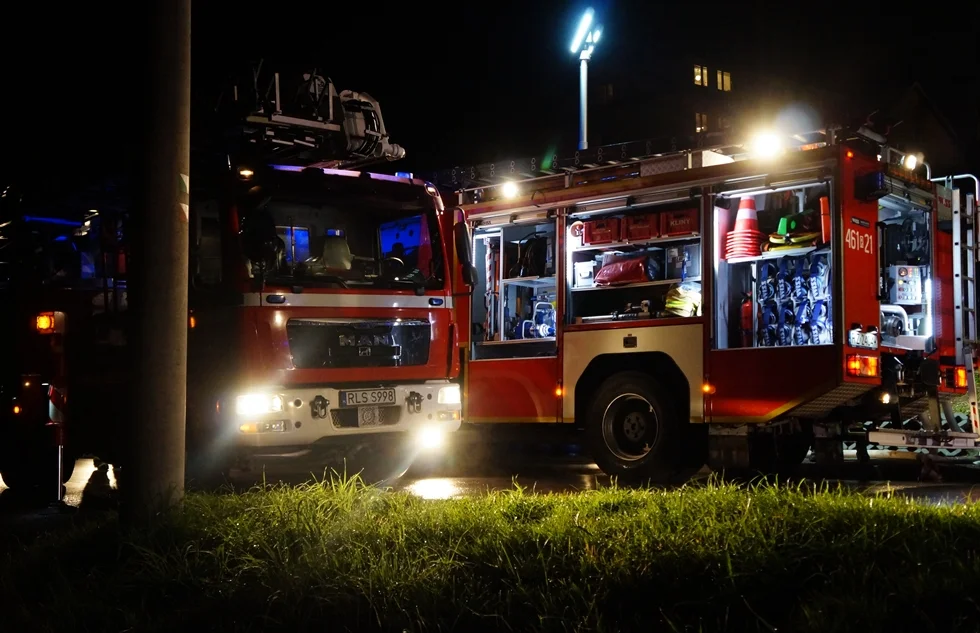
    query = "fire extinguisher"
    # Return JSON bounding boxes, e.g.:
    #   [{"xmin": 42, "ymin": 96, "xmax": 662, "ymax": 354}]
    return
[{"xmin": 740, "ymin": 292, "xmax": 753, "ymax": 348}]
